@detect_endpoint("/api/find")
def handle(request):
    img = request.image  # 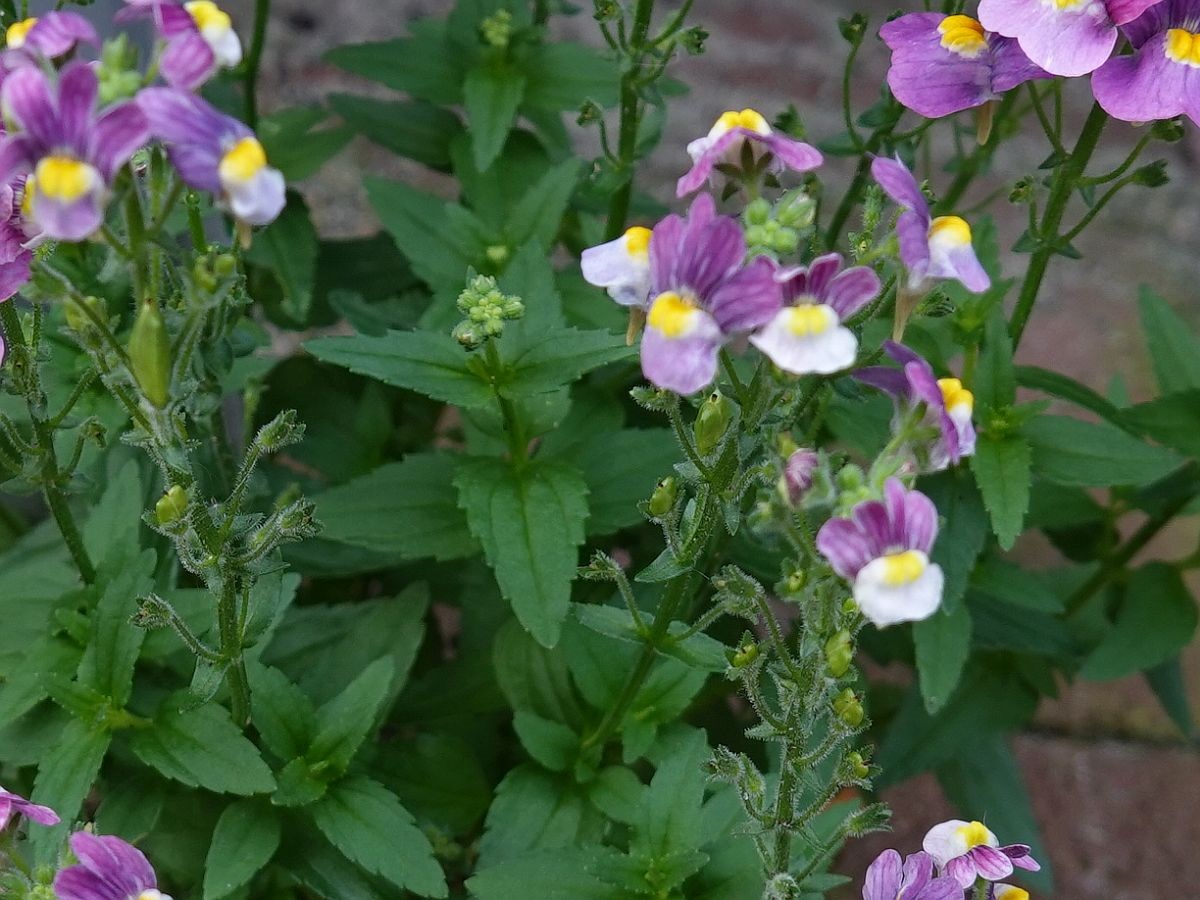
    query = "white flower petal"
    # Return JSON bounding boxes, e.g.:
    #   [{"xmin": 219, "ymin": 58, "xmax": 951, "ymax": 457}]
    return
[{"xmin": 853, "ymin": 556, "xmax": 944, "ymax": 628}]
